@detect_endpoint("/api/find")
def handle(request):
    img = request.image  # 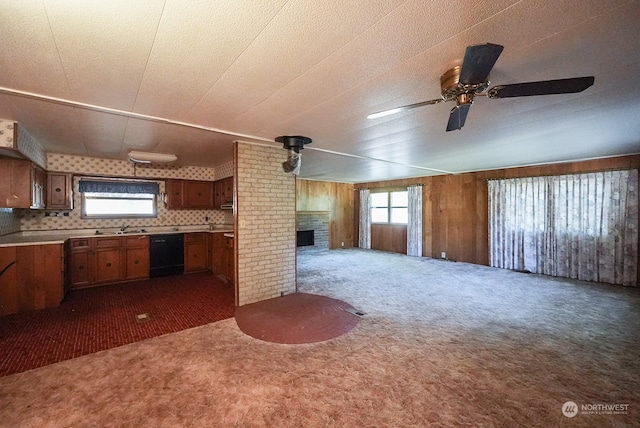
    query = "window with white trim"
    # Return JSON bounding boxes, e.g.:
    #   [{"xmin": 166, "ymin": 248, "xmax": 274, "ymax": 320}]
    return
[{"xmin": 370, "ymin": 190, "xmax": 408, "ymax": 224}]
